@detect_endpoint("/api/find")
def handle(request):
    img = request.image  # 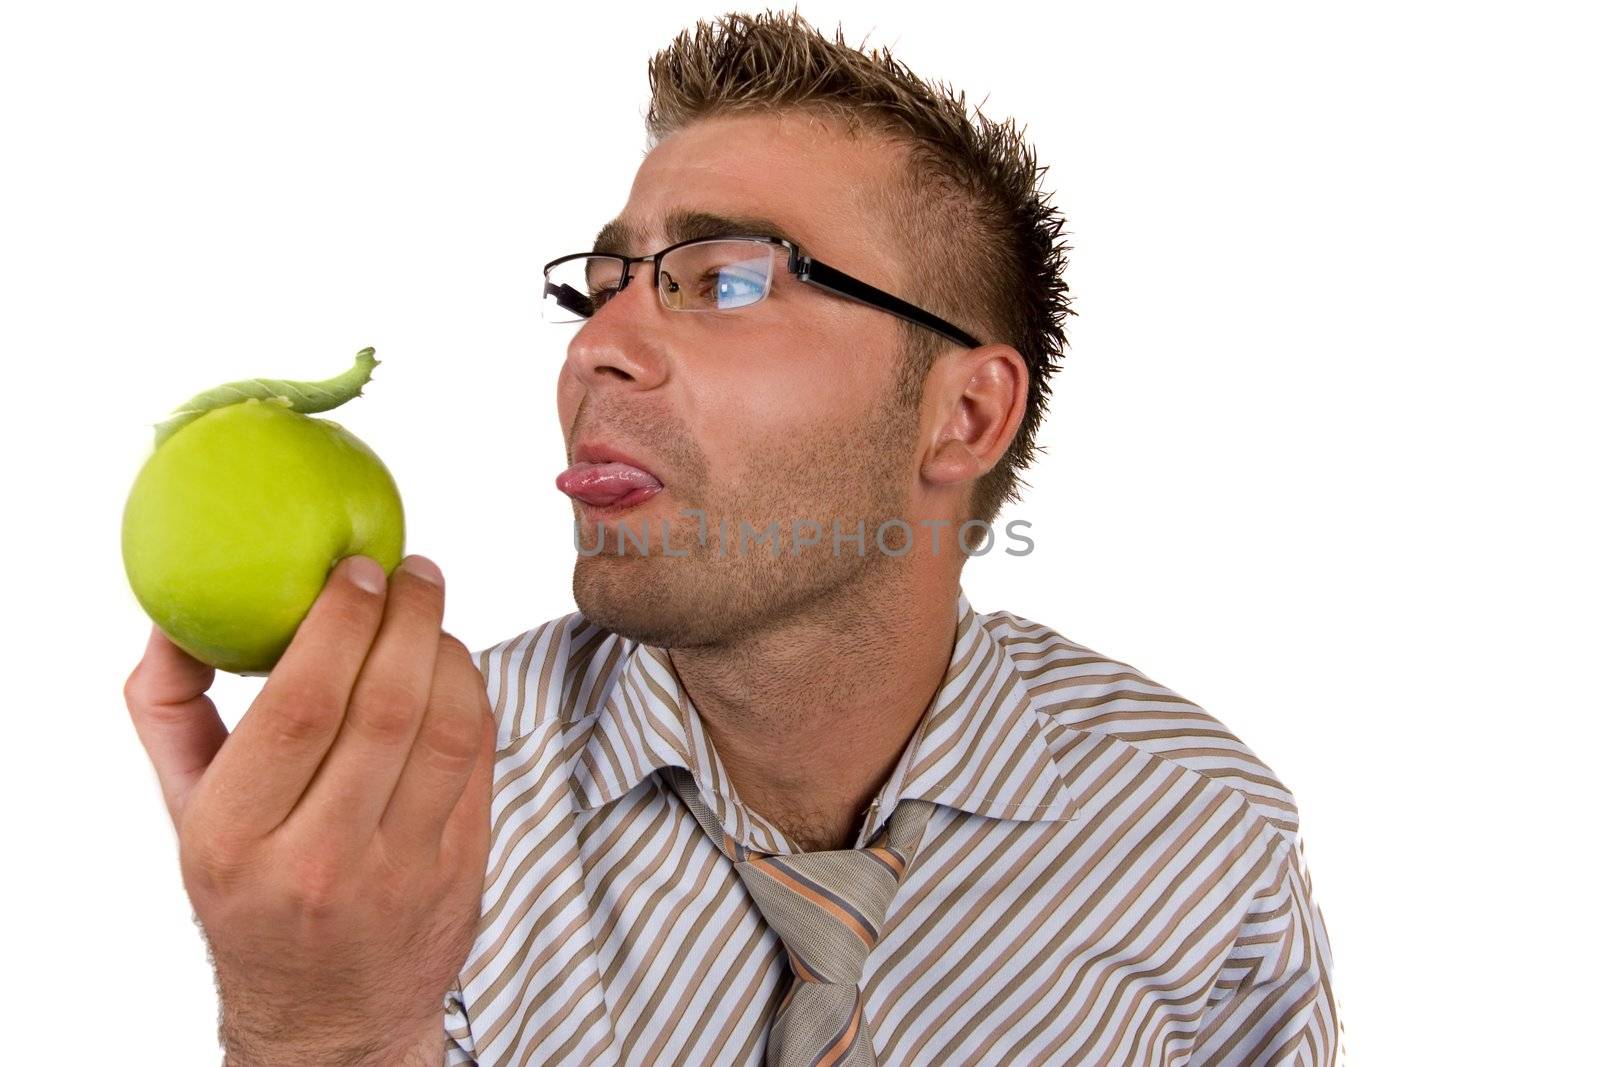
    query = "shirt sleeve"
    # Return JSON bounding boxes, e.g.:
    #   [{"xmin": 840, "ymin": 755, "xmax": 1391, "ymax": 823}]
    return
[
  {"xmin": 442, "ymin": 977, "xmax": 479, "ymax": 1066},
  {"xmin": 1189, "ymin": 830, "xmax": 1346, "ymax": 1065}
]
